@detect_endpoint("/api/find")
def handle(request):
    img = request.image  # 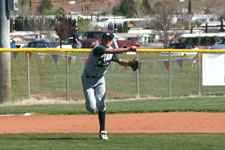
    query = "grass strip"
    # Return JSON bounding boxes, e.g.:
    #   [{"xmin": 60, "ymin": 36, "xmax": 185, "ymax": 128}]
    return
[
  {"xmin": 0, "ymin": 133, "xmax": 224, "ymax": 150},
  {"xmin": 0, "ymin": 97, "xmax": 225, "ymax": 114}
]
